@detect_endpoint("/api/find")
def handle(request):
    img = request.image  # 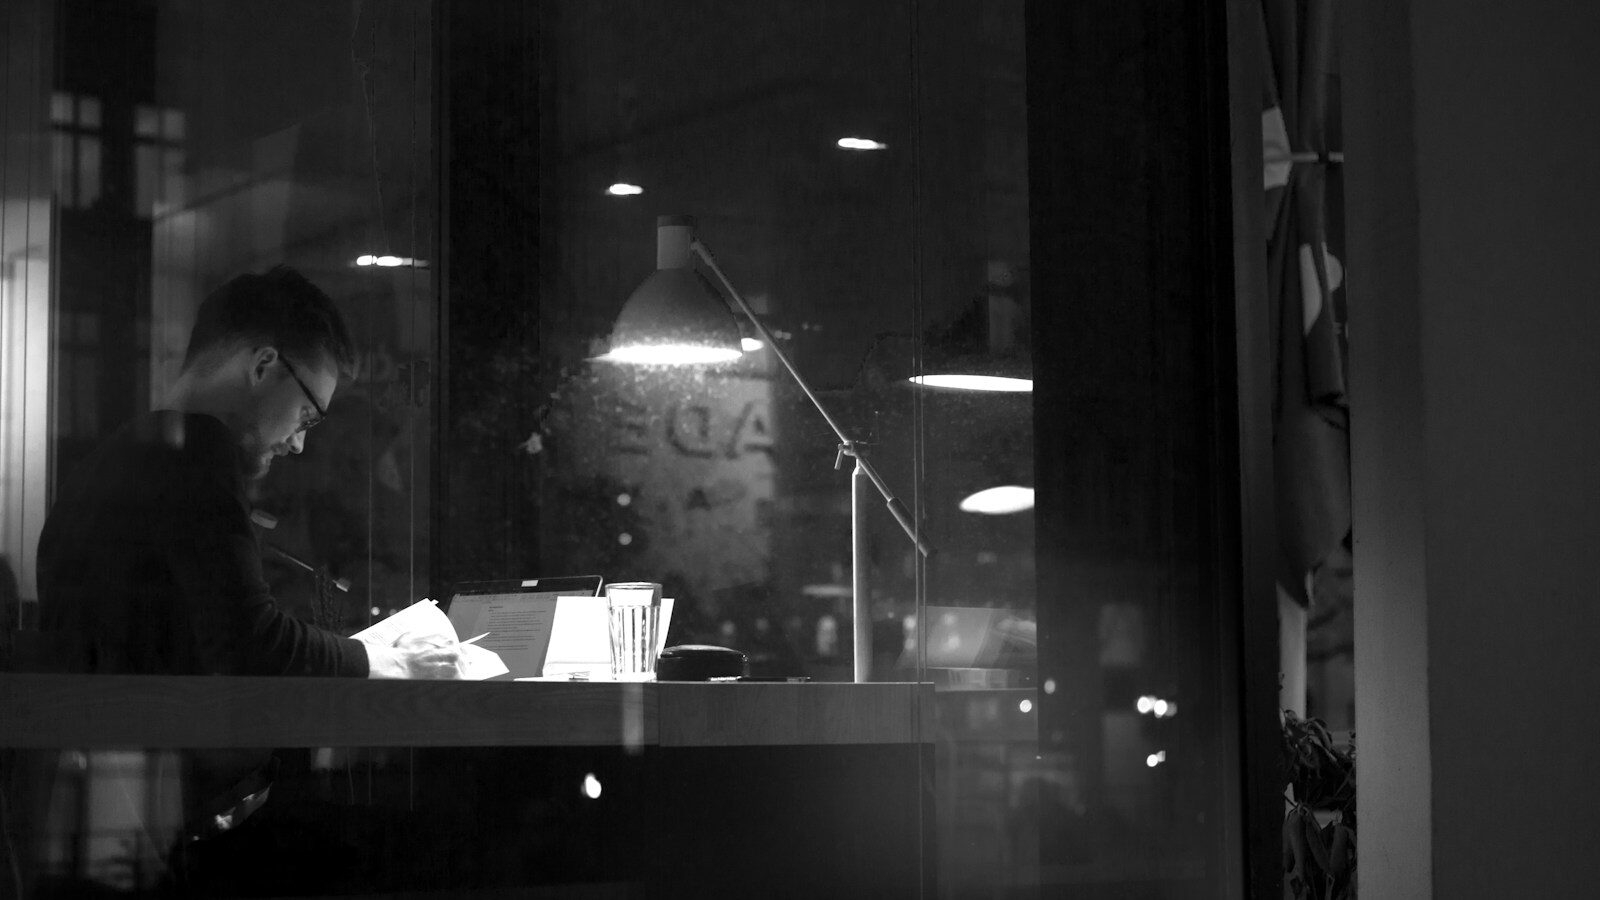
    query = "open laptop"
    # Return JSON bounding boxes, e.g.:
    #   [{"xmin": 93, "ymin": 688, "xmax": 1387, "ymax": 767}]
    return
[
  {"xmin": 444, "ymin": 576, "xmax": 602, "ymax": 680},
  {"xmin": 445, "ymin": 577, "xmax": 675, "ymax": 679}
]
